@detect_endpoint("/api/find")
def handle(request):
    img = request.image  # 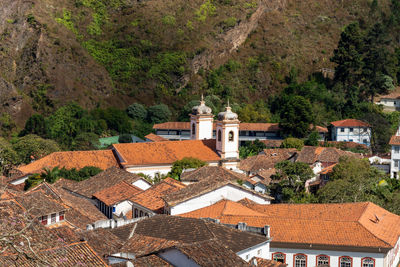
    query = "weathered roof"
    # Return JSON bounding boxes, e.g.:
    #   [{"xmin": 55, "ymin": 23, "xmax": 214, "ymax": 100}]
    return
[
  {"xmin": 145, "ymin": 133, "xmax": 169, "ymax": 142},
  {"xmin": 17, "ymin": 150, "xmax": 119, "ymax": 175},
  {"xmin": 240, "ymin": 149, "xmax": 297, "ymax": 172},
  {"xmin": 78, "ymin": 228, "xmax": 125, "ymax": 258},
  {"xmin": 389, "ymin": 135, "xmax": 400, "ymax": 145},
  {"xmin": 0, "ymin": 242, "xmax": 108, "ymax": 266},
  {"xmin": 180, "ymin": 165, "xmax": 246, "ymax": 183},
  {"xmin": 250, "ymin": 257, "xmax": 287, "ymax": 267},
  {"xmin": 130, "ymin": 178, "xmax": 185, "ymax": 212},
  {"xmin": 132, "ymin": 215, "xmax": 268, "ymax": 253},
  {"xmin": 113, "ymin": 139, "xmax": 221, "ymax": 166},
  {"xmin": 16, "ymin": 190, "xmax": 67, "ymax": 217},
  {"xmin": 164, "ymin": 176, "xmax": 273, "ymax": 206},
  {"xmin": 296, "ymin": 146, "xmax": 362, "ymax": 165},
  {"xmin": 120, "ymin": 234, "xmax": 179, "ymax": 256},
  {"xmin": 182, "ymin": 201, "xmax": 400, "ymax": 249},
  {"xmin": 93, "ymin": 181, "xmax": 143, "ymax": 206},
  {"xmin": 330, "ymin": 119, "xmax": 370, "ymax": 127},
  {"xmin": 130, "ymin": 255, "xmax": 172, "ymax": 266},
  {"xmin": 65, "ymin": 167, "xmax": 144, "ymax": 199}
]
